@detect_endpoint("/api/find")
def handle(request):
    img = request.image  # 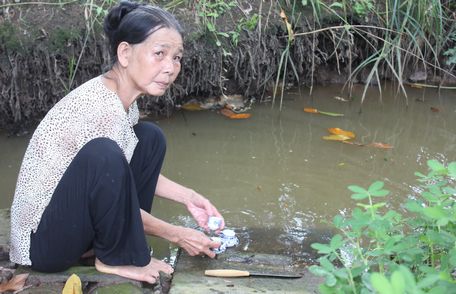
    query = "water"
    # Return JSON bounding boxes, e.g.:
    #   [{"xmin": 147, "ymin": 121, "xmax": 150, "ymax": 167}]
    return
[{"xmin": 1, "ymin": 83, "xmax": 455, "ymax": 262}]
